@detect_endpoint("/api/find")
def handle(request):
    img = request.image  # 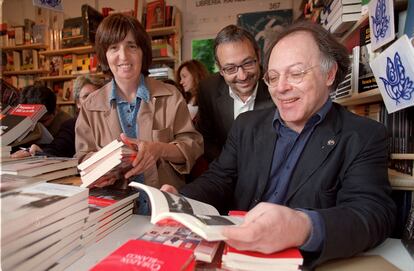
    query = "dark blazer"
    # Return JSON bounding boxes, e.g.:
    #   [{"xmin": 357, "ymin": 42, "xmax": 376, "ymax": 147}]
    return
[
  {"xmin": 196, "ymin": 73, "xmax": 274, "ymax": 162},
  {"xmin": 39, "ymin": 117, "xmax": 76, "ymax": 157},
  {"xmin": 181, "ymin": 103, "xmax": 396, "ymax": 268}
]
